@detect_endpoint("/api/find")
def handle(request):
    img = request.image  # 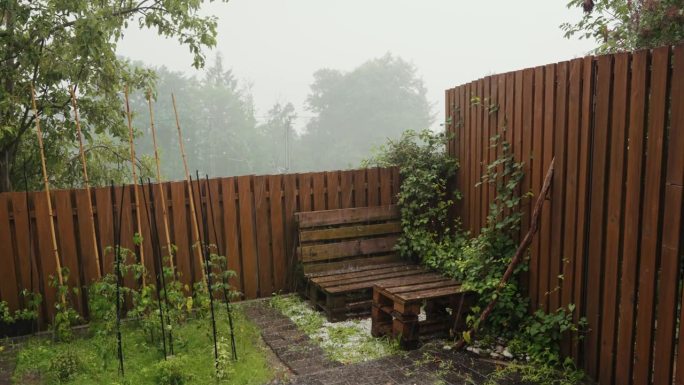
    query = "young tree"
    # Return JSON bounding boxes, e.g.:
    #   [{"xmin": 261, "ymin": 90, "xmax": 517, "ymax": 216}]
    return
[
  {"xmin": 298, "ymin": 54, "xmax": 433, "ymax": 172},
  {"xmin": 562, "ymin": 0, "xmax": 684, "ymax": 53},
  {"xmin": 0, "ymin": 0, "xmax": 228, "ymax": 192}
]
